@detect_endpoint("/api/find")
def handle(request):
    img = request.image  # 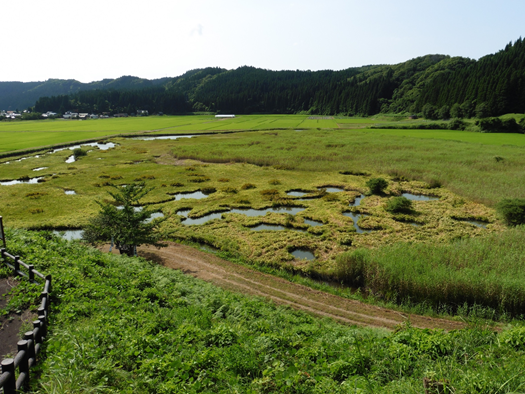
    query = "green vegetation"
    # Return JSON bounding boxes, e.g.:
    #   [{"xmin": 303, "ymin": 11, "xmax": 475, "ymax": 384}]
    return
[
  {"xmin": 385, "ymin": 196, "xmax": 413, "ymax": 214},
  {"xmin": 365, "ymin": 178, "xmax": 388, "ymax": 195},
  {"xmin": 6, "ymin": 228, "xmax": 525, "ymax": 393},
  {"xmin": 496, "ymin": 199, "xmax": 525, "ymax": 226},
  {"xmin": 335, "ymin": 226, "xmax": 525, "ymax": 318},
  {"xmin": 82, "ymin": 183, "xmax": 168, "ymax": 255}
]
